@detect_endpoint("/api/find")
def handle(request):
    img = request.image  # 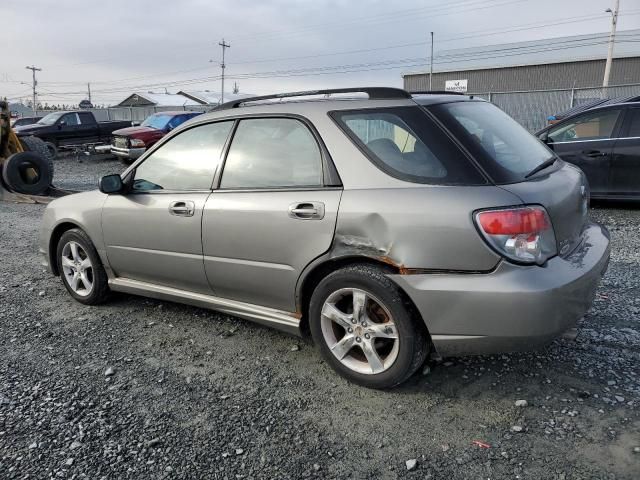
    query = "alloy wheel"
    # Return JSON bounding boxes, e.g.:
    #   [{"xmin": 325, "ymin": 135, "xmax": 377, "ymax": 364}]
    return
[
  {"xmin": 61, "ymin": 241, "xmax": 94, "ymax": 297},
  {"xmin": 320, "ymin": 288, "xmax": 399, "ymax": 375}
]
